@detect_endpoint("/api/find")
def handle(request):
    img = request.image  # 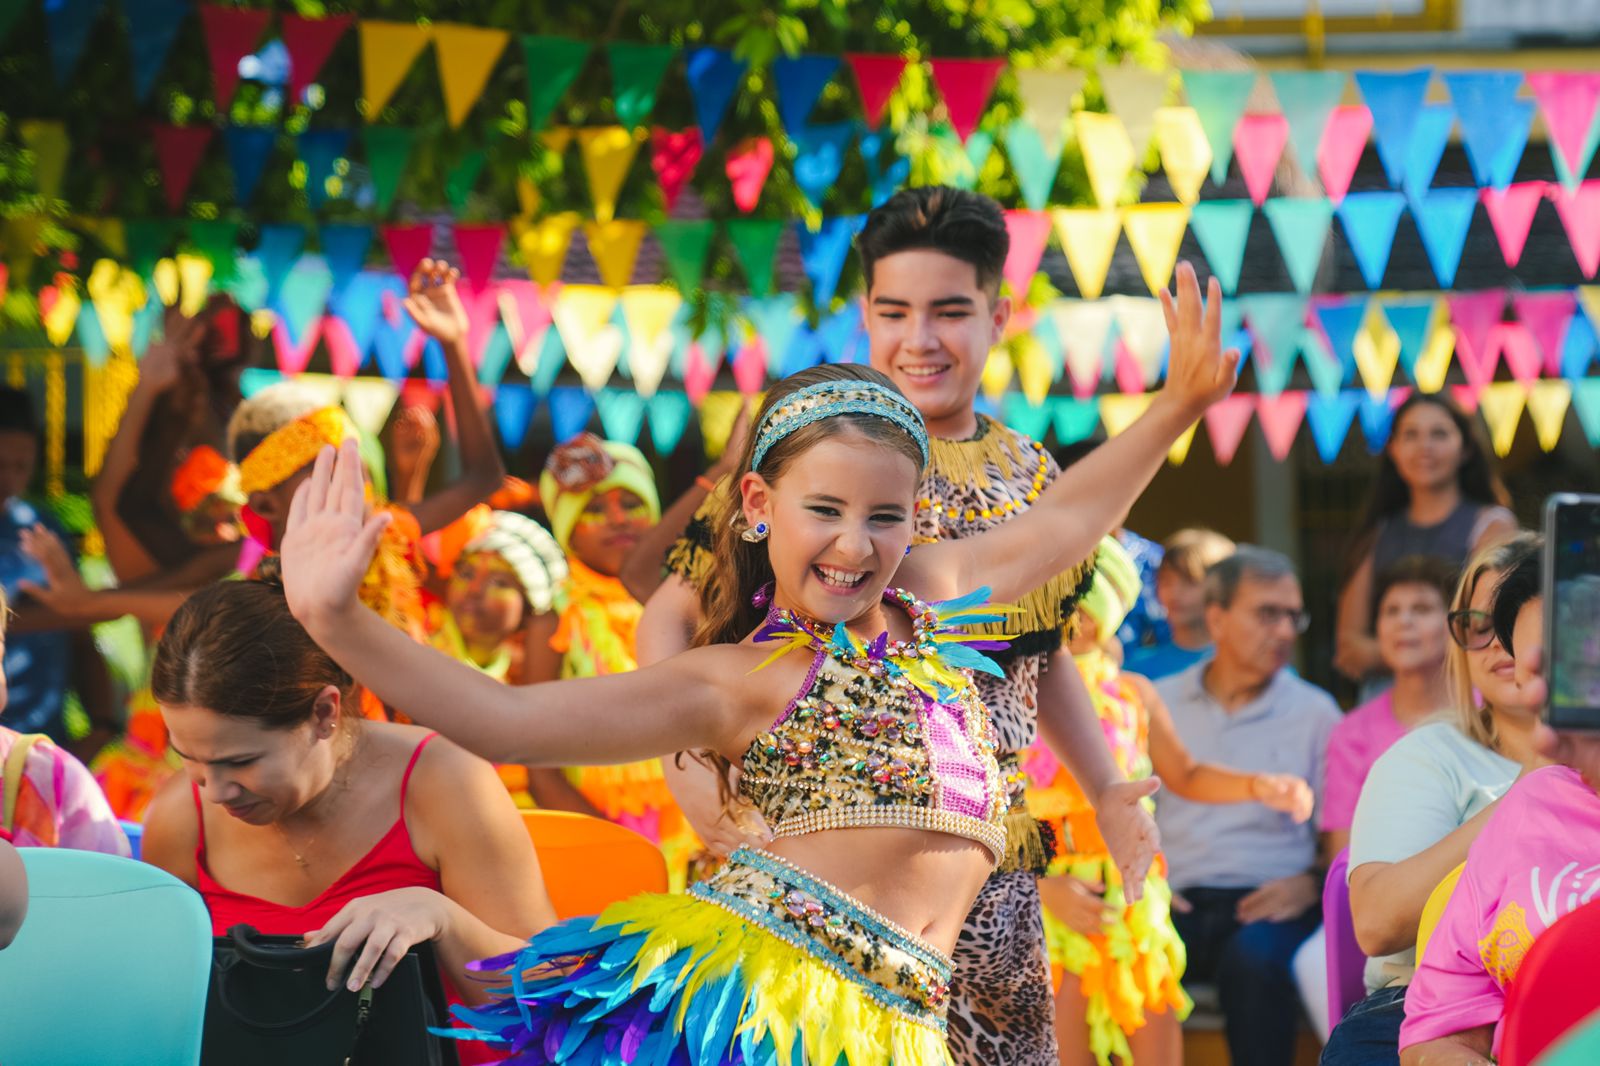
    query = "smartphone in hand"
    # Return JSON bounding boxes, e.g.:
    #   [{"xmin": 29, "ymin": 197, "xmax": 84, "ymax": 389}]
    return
[{"xmin": 1543, "ymin": 494, "xmax": 1600, "ymax": 730}]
